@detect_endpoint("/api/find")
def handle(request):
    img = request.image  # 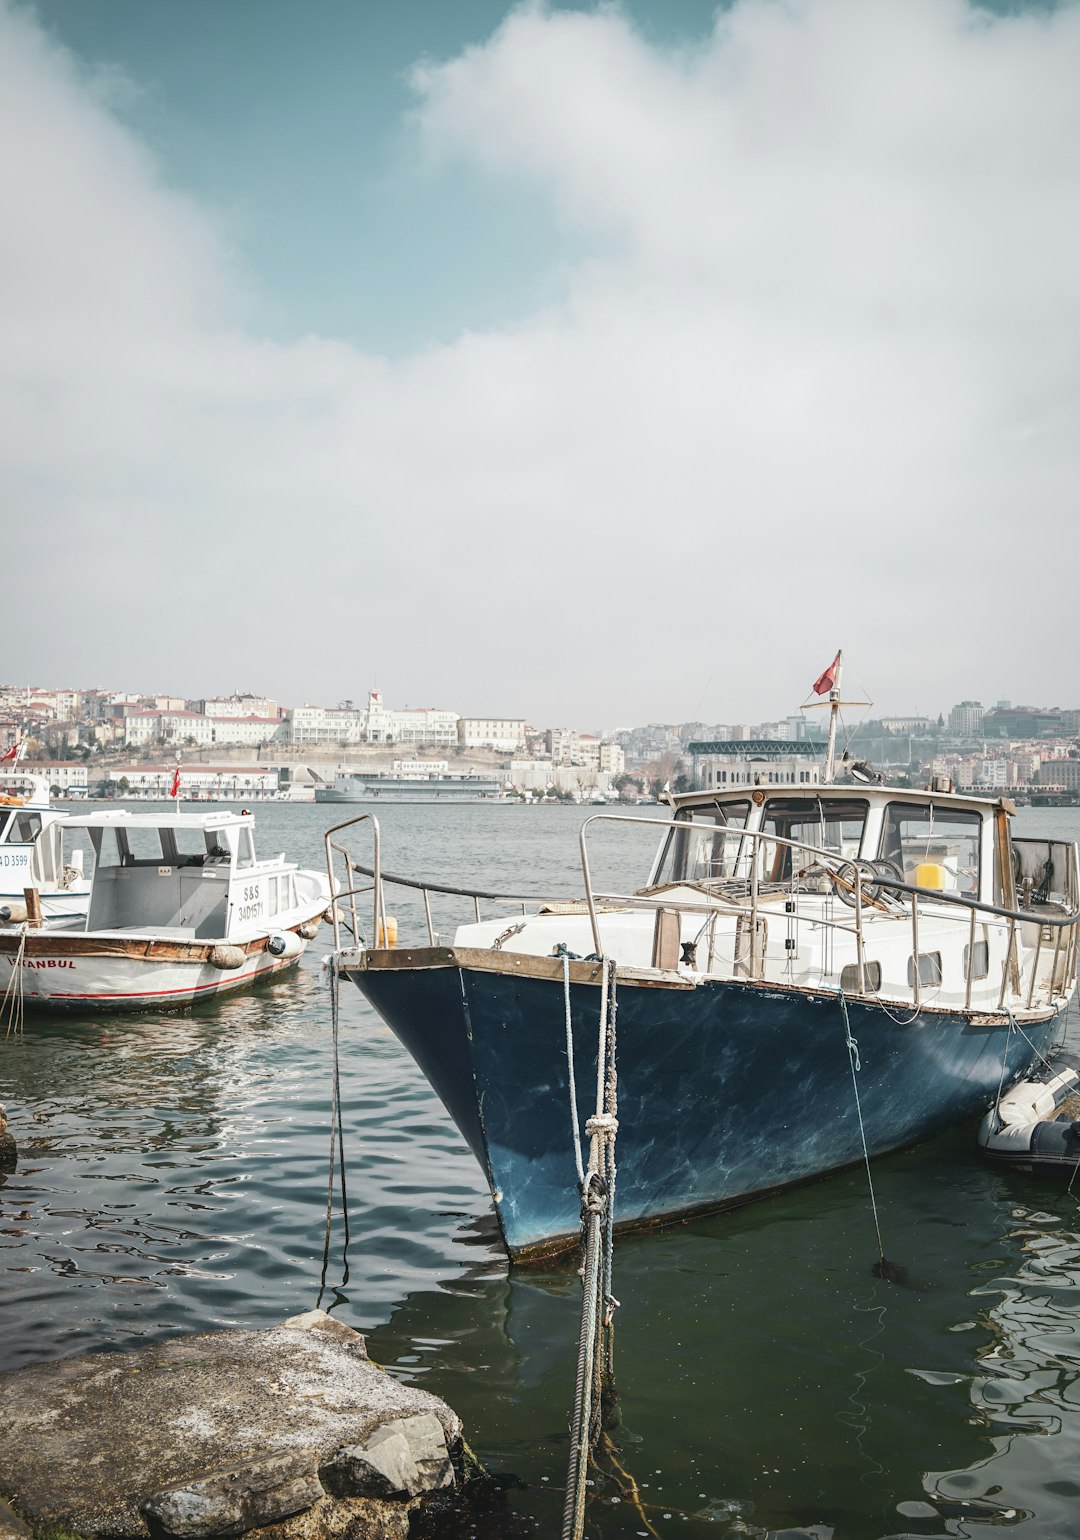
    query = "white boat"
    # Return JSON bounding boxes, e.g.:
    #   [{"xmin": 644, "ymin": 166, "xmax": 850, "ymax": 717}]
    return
[
  {"xmin": 0, "ymin": 772, "xmax": 92, "ymax": 922},
  {"xmin": 0, "ymin": 807, "xmax": 331, "ymax": 1013}
]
